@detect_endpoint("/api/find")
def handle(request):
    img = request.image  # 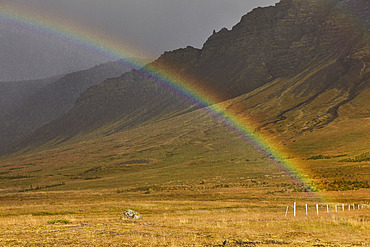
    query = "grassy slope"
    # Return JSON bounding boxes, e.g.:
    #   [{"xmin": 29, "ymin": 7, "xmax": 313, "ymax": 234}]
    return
[
  {"xmin": 0, "ymin": 63, "xmax": 369, "ymax": 247},
  {"xmin": 287, "ymin": 89, "xmax": 370, "ymax": 194},
  {"xmin": 219, "ymin": 81, "xmax": 370, "ymax": 196},
  {"xmin": 0, "ymin": 73, "xmax": 368, "ymax": 194},
  {"xmin": 0, "ymin": 108, "xmax": 284, "ymax": 192}
]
